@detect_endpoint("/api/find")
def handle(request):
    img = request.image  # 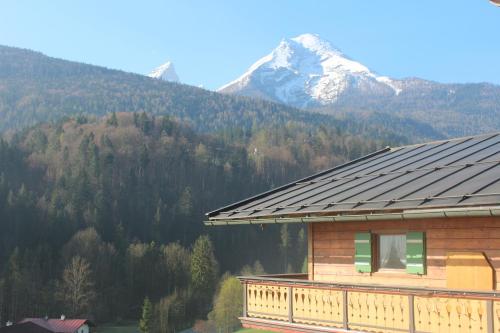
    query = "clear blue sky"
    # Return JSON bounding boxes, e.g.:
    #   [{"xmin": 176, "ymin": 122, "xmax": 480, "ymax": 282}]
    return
[{"xmin": 1, "ymin": 0, "xmax": 499, "ymax": 89}]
